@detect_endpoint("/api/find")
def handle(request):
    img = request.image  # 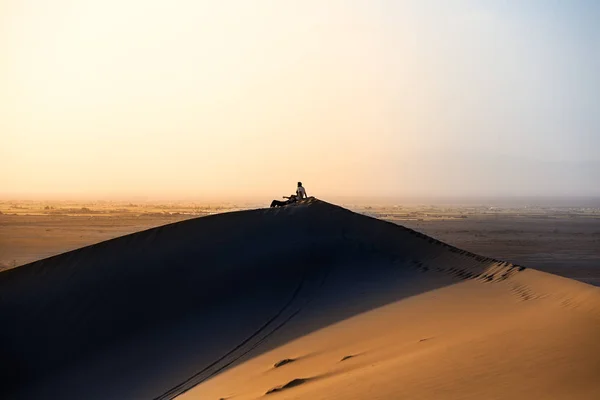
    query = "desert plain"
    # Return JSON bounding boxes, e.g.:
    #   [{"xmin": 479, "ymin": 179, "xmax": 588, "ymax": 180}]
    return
[{"xmin": 1, "ymin": 198, "xmax": 598, "ymax": 286}]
